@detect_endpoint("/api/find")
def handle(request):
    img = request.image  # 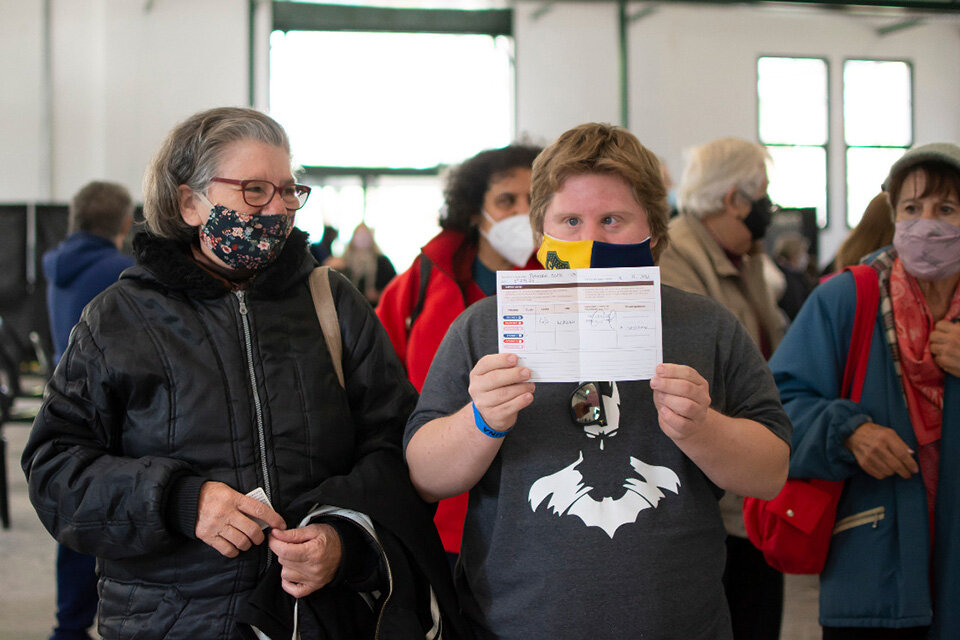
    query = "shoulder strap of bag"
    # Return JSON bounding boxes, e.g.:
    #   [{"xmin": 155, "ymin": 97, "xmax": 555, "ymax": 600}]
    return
[
  {"xmin": 308, "ymin": 266, "xmax": 344, "ymax": 389},
  {"xmin": 841, "ymin": 264, "xmax": 880, "ymax": 402},
  {"xmin": 405, "ymin": 253, "xmax": 433, "ymax": 334},
  {"xmin": 742, "ymin": 265, "xmax": 879, "ymax": 575}
]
